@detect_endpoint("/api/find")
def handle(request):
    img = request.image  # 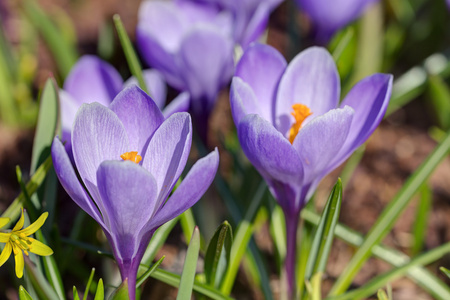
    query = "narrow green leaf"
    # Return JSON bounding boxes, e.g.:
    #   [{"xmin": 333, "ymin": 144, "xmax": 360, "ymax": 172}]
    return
[
  {"xmin": 136, "ymin": 256, "xmax": 165, "ymax": 288},
  {"xmin": 305, "ymin": 179, "xmax": 342, "ymax": 280},
  {"xmin": 301, "ymin": 209, "xmax": 450, "ymax": 300},
  {"xmin": 305, "ymin": 272, "xmax": 322, "ymax": 300},
  {"xmin": 1, "ymin": 155, "xmax": 53, "ymax": 224},
  {"xmin": 83, "ymin": 268, "xmax": 96, "ymax": 300},
  {"xmin": 411, "ymin": 183, "xmax": 432, "ymax": 255},
  {"xmin": 330, "ymin": 130, "xmax": 450, "ymax": 295},
  {"xmin": 329, "ymin": 242, "xmax": 450, "ymax": 300},
  {"xmin": 150, "ymin": 268, "xmax": 233, "ymax": 300},
  {"xmin": 94, "ymin": 279, "xmax": 105, "ymax": 300},
  {"xmin": 428, "ymin": 75, "xmax": 450, "ymax": 129},
  {"xmin": 73, "ymin": 287, "xmax": 81, "ymax": 300},
  {"xmin": 440, "ymin": 267, "xmax": 450, "ymax": 279},
  {"xmin": 0, "ymin": 34, "xmax": 17, "ymax": 124},
  {"xmin": 36, "ymin": 230, "xmax": 65, "ymax": 300},
  {"xmin": 180, "ymin": 208, "xmax": 197, "ymax": 245},
  {"xmin": 30, "ymin": 78, "xmax": 60, "ymax": 173},
  {"xmin": 24, "ymin": 258, "xmax": 59, "ymax": 300},
  {"xmin": 377, "ymin": 289, "xmax": 388, "ymax": 300},
  {"xmin": 110, "ymin": 279, "xmax": 130, "ymax": 300},
  {"xmin": 113, "ymin": 14, "xmax": 148, "ymax": 95},
  {"xmin": 220, "ymin": 182, "xmax": 266, "ymax": 295},
  {"xmin": 177, "ymin": 227, "xmax": 201, "ymax": 300},
  {"xmin": 330, "ymin": 27, "xmax": 355, "ymax": 62},
  {"xmin": 205, "ymin": 221, "xmax": 233, "ymax": 287},
  {"xmin": 22, "ymin": 0, "xmax": 77, "ymax": 77},
  {"xmin": 18, "ymin": 286, "xmax": 33, "ymax": 300}
]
